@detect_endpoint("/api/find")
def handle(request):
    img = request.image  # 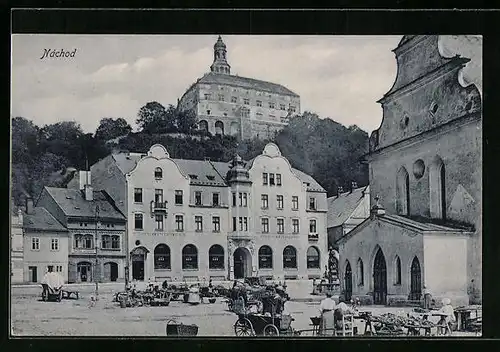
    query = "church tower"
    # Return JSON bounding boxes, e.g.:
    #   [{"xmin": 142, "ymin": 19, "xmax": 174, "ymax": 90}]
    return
[{"xmin": 210, "ymin": 36, "xmax": 231, "ymax": 75}]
